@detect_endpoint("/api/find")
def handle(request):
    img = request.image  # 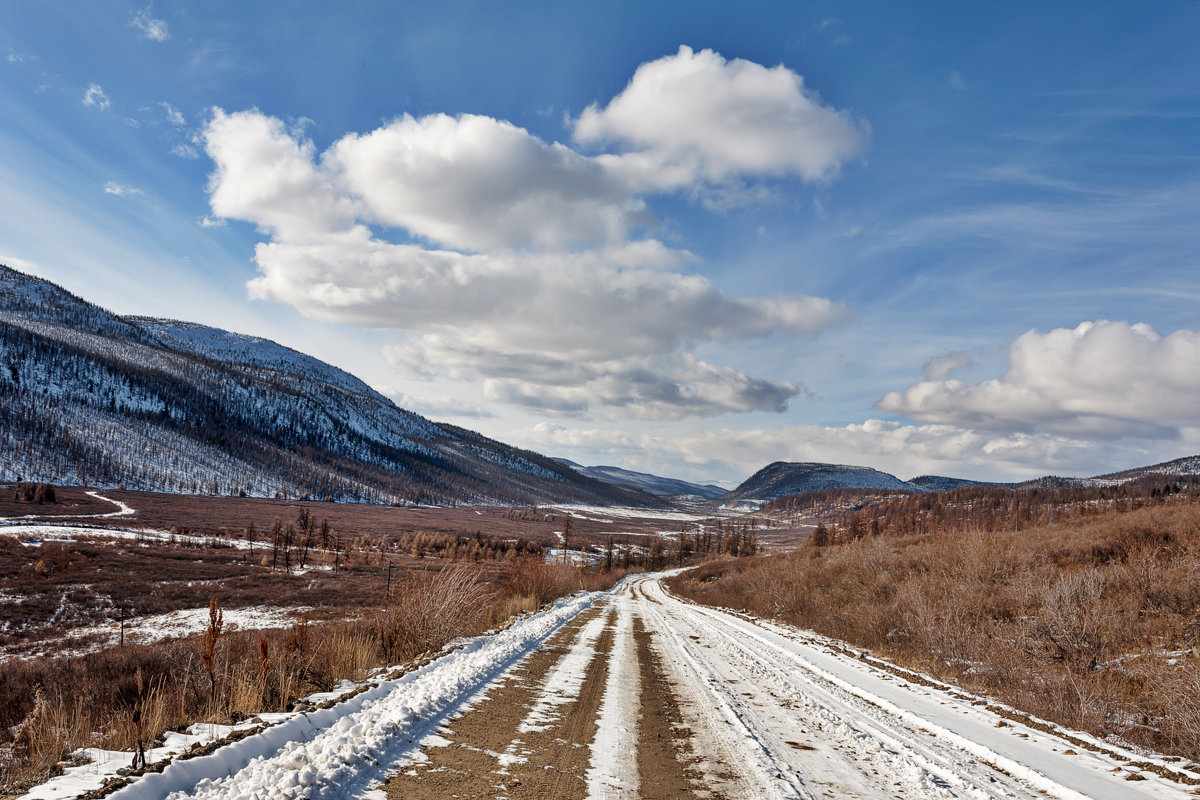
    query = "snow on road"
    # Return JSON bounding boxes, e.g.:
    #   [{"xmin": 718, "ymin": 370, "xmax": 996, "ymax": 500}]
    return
[
  {"xmin": 84, "ymin": 491, "xmax": 136, "ymax": 518},
  {"xmin": 636, "ymin": 574, "xmax": 1194, "ymax": 798},
  {"xmin": 585, "ymin": 597, "xmax": 640, "ymax": 800},
  {"xmin": 0, "ymin": 491, "xmax": 134, "ymax": 523},
  {"xmin": 517, "ymin": 609, "xmax": 610, "ymax": 733}
]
